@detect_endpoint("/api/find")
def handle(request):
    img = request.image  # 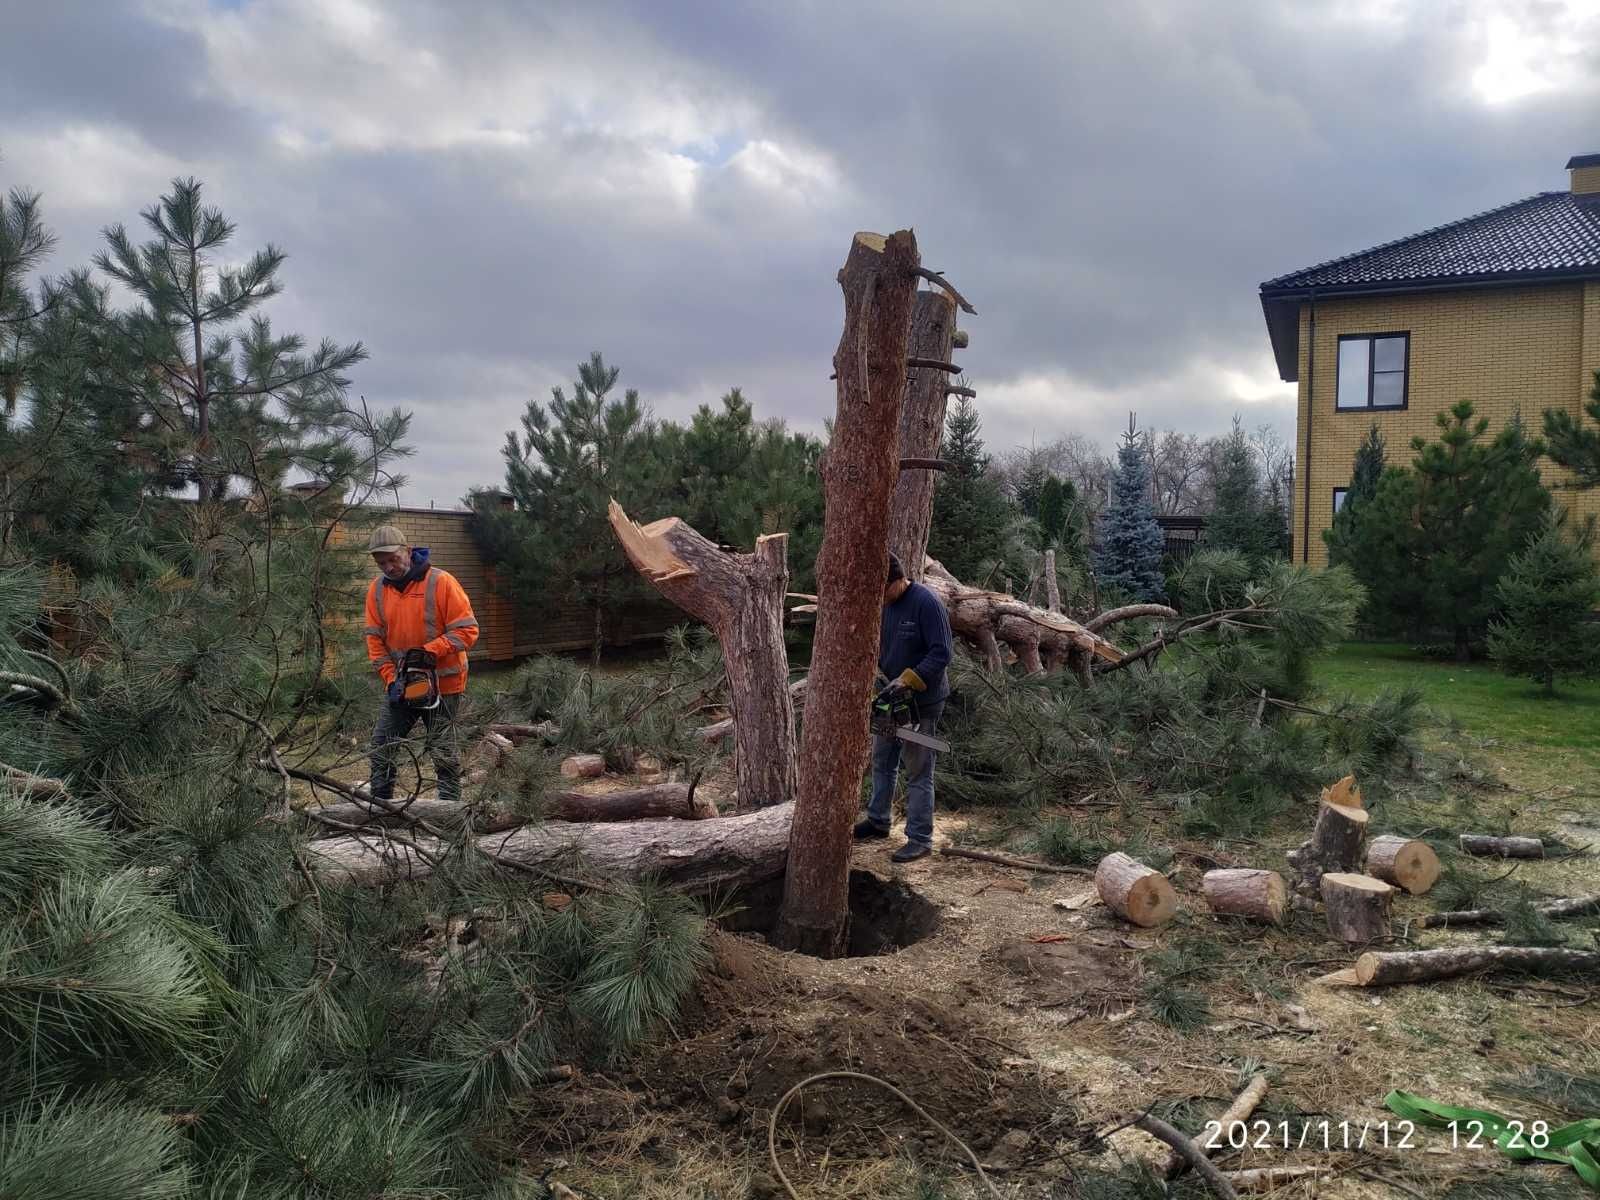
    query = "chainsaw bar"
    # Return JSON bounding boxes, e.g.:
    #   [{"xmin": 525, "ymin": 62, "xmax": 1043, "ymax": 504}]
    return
[{"xmin": 893, "ymin": 724, "xmax": 950, "ymax": 753}]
